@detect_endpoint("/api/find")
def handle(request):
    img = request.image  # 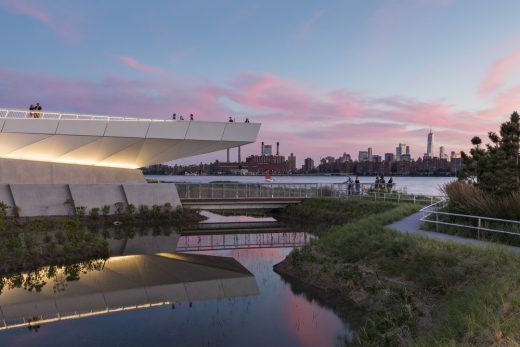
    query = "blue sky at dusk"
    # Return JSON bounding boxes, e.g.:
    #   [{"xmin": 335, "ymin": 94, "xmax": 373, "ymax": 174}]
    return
[{"xmin": 1, "ymin": 0, "xmax": 520, "ymax": 165}]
